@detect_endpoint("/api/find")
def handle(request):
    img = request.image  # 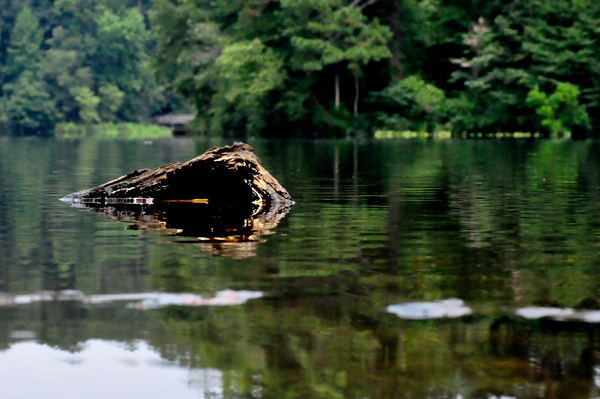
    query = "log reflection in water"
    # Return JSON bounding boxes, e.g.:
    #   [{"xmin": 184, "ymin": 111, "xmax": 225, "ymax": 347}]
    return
[{"xmin": 65, "ymin": 200, "xmax": 292, "ymax": 258}]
